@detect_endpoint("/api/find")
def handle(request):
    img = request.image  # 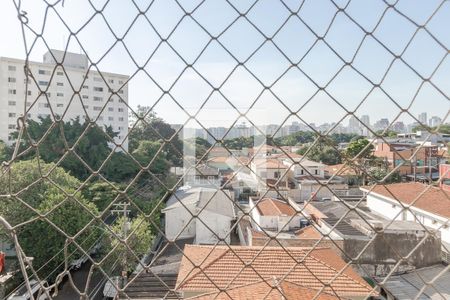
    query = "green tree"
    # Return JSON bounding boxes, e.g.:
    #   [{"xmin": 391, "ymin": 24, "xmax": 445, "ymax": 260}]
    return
[
  {"xmin": 129, "ymin": 106, "xmax": 182, "ymax": 166},
  {"xmin": 0, "ymin": 140, "xmax": 11, "ymax": 163},
  {"xmin": 102, "ymin": 215, "xmax": 153, "ymax": 274},
  {"xmin": 367, "ymin": 168, "xmax": 402, "ymax": 184},
  {"xmin": 0, "ymin": 160, "xmax": 100, "ymax": 280},
  {"xmin": 344, "ymin": 138, "xmax": 375, "ymax": 182}
]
